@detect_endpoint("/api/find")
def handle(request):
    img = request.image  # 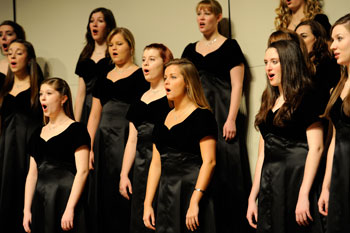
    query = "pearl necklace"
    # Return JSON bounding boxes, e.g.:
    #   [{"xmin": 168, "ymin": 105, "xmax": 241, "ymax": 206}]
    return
[{"xmin": 206, "ymin": 37, "xmax": 217, "ymax": 46}]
